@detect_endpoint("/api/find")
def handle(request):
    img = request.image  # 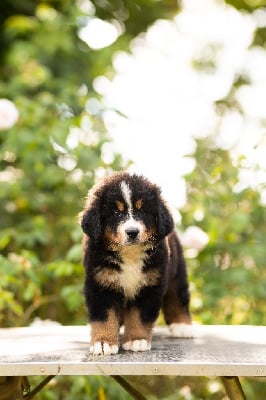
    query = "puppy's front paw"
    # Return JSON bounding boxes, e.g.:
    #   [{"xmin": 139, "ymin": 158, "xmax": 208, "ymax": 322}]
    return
[
  {"xmin": 122, "ymin": 339, "xmax": 151, "ymax": 352},
  {"xmin": 169, "ymin": 323, "xmax": 194, "ymax": 338},
  {"xmin": 89, "ymin": 341, "xmax": 119, "ymax": 355}
]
